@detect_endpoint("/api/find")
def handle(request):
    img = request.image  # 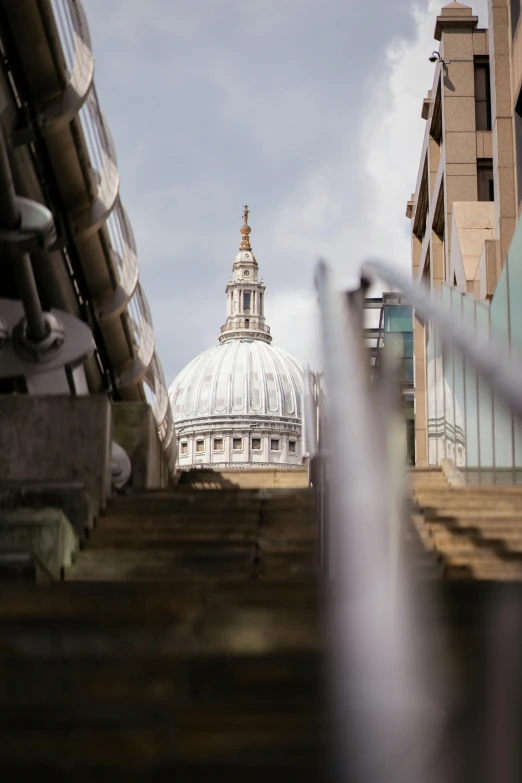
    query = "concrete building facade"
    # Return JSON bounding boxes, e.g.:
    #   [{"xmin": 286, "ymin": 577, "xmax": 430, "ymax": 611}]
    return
[{"xmin": 408, "ymin": 0, "xmax": 522, "ymax": 470}]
